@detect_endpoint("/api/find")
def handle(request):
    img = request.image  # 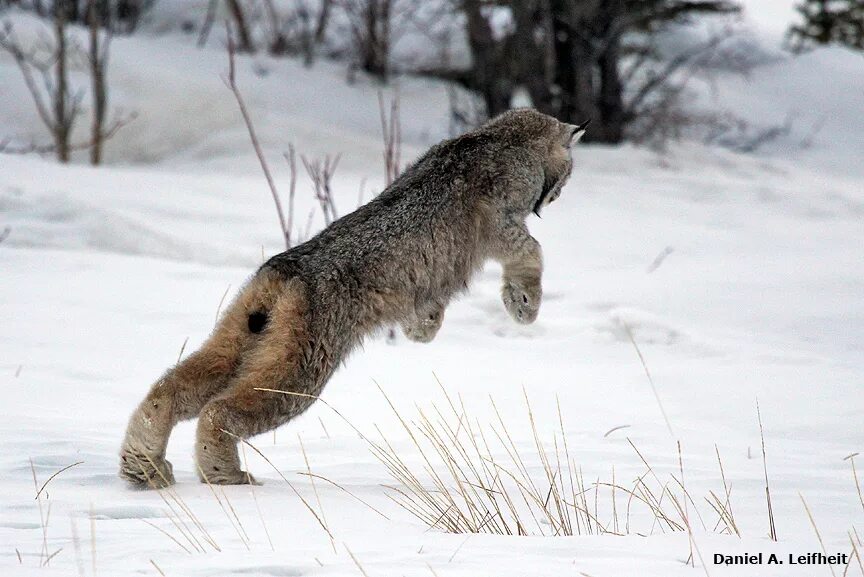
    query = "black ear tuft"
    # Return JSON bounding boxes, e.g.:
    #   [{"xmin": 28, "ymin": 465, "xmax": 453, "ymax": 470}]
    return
[
  {"xmin": 568, "ymin": 118, "xmax": 590, "ymax": 142},
  {"xmin": 248, "ymin": 311, "xmax": 269, "ymax": 334}
]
